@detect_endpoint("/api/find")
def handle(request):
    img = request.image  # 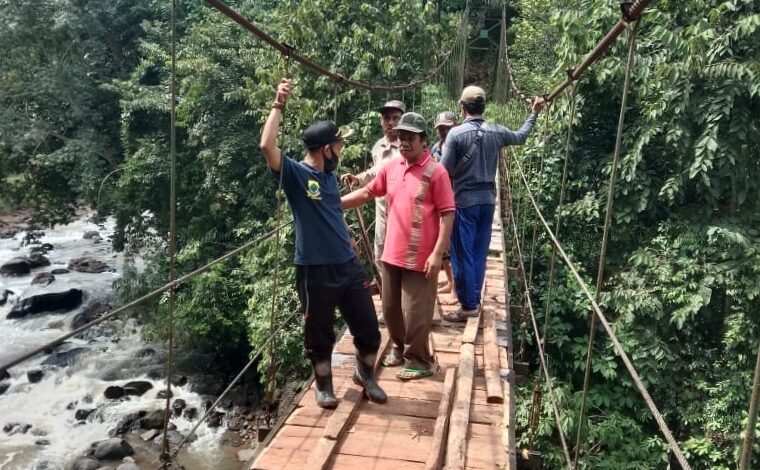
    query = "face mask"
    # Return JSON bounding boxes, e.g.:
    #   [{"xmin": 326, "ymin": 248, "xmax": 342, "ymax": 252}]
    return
[{"xmin": 323, "ymin": 146, "xmax": 340, "ymax": 173}]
